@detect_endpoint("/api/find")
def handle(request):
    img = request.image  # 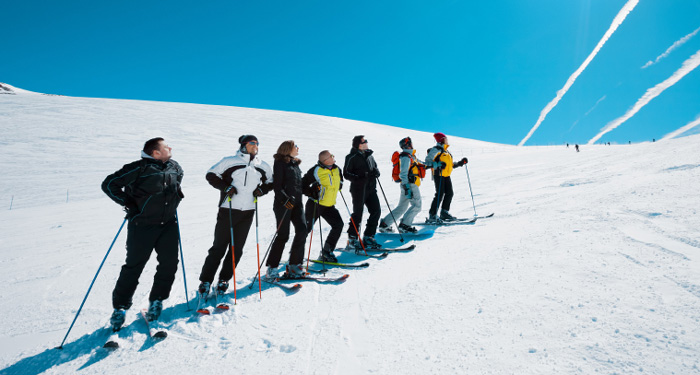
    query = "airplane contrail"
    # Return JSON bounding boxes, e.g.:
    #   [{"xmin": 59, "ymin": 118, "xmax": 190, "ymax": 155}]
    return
[
  {"xmin": 642, "ymin": 26, "xmax": 700, "ymax": 69},
  {"xmin": 662, "ymin": 115, "xmax": 700, "ymax": 140},
  {"xmin": 518, "ymin": 0, "xmax": 639, "ymax": 146},
  {"xmin": 589, "ymin": 49, "xmax": 700, "ymax": 144}
]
